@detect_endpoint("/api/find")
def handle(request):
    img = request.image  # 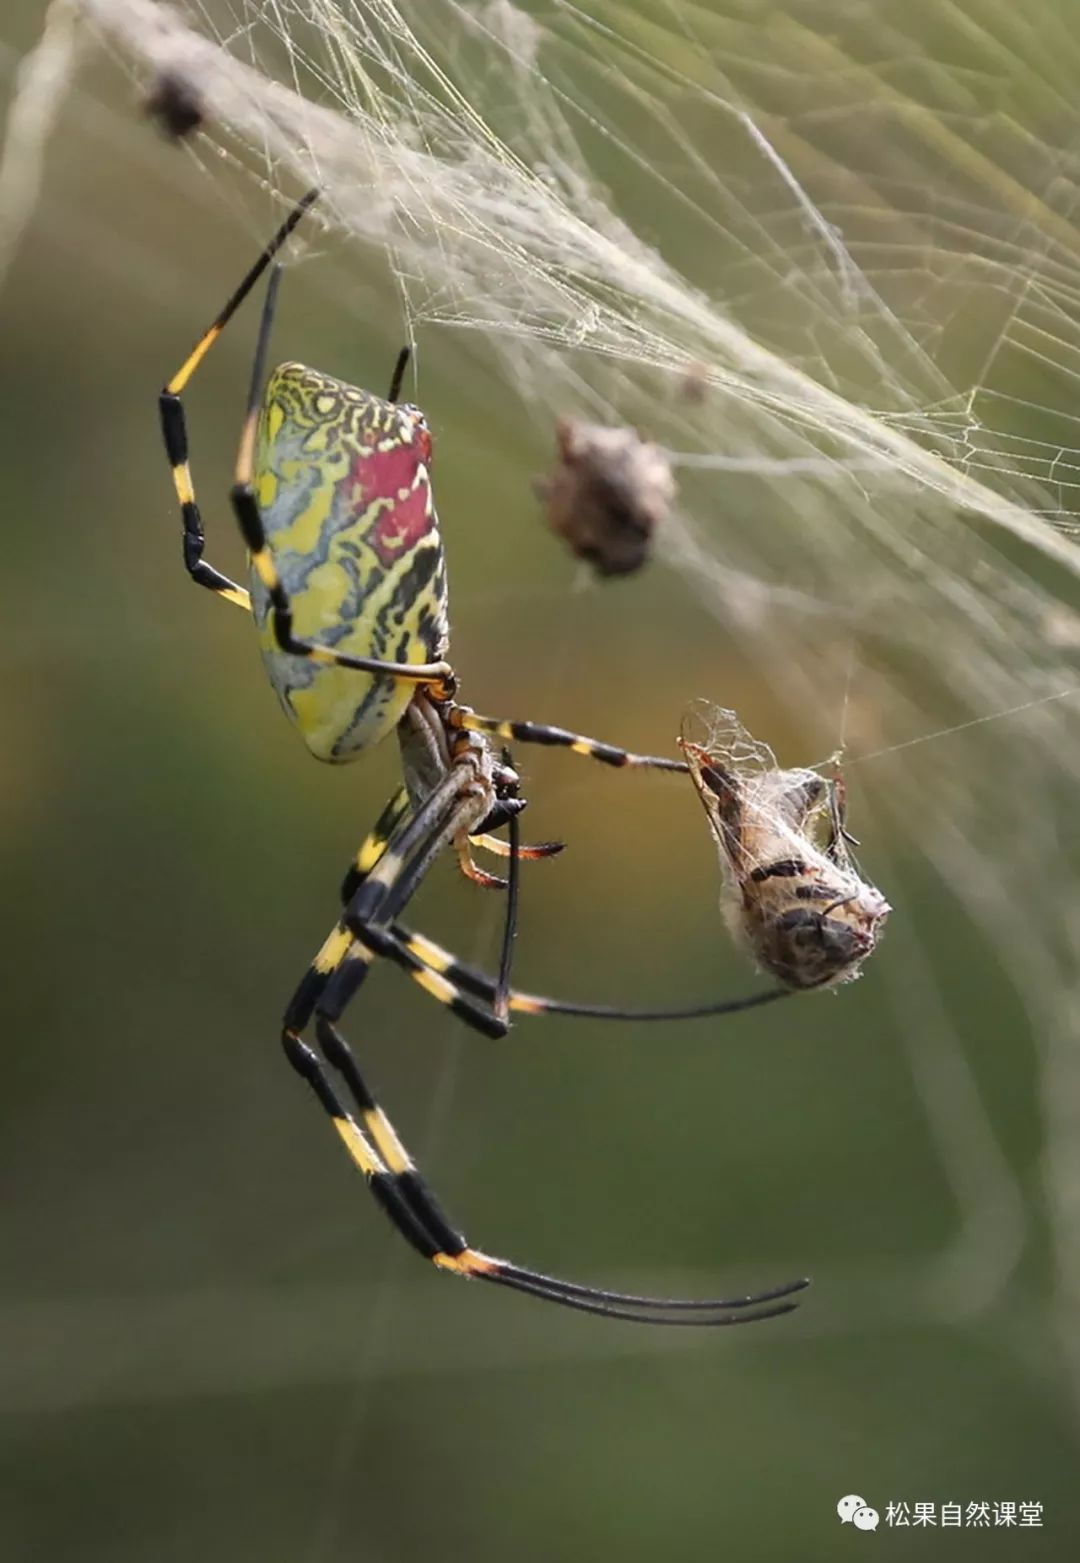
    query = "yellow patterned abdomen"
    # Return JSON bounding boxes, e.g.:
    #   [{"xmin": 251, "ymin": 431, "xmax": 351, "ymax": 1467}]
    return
[{"xmin": 250, "ymin": 362, "xmax": 449, "ymax": 761}]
